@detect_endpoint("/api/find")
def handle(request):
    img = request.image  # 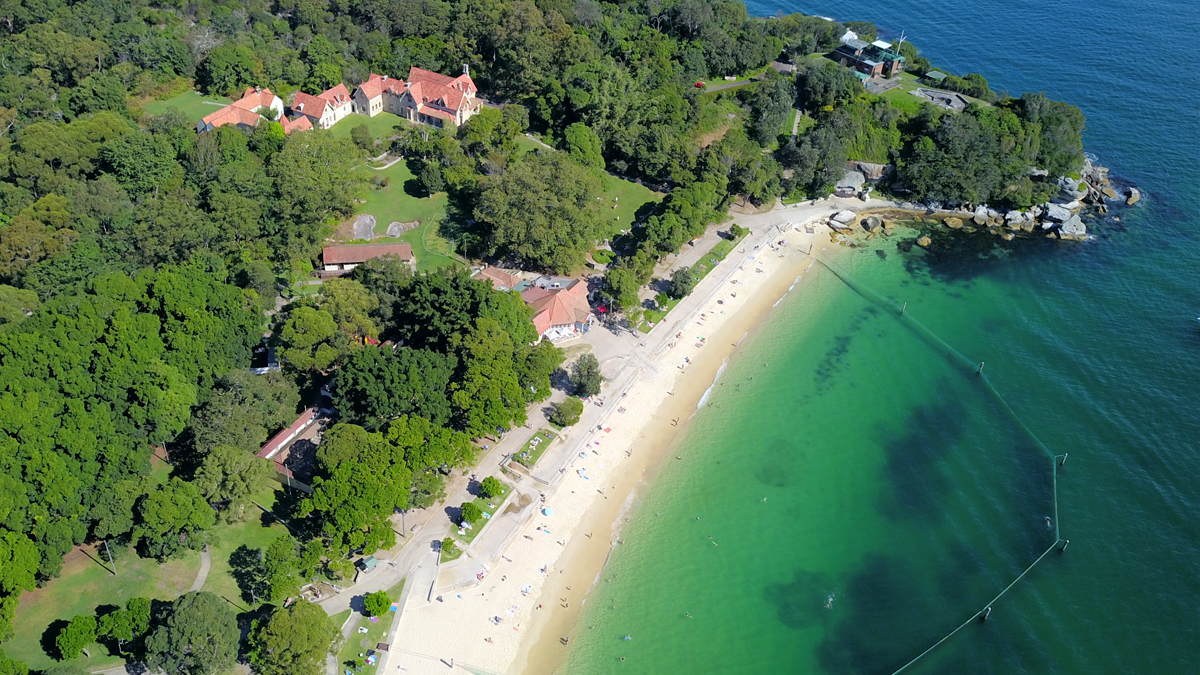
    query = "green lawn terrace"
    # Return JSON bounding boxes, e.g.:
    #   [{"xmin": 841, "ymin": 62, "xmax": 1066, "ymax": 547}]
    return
[
  {"xmin": 512, "ymin": 429, "xmax": 557, "ymax": 469},
  {"xmin": 141, "ymin": 90, "xmax": 232, "ymax": 122},
  {"xmin": 9, "ymin": 482, "xmax": 291, "ymax": 671},
  {"xmin": 453, "ymin": 479, "xmax": 514, "ymax": 547},
  {"xmin": 336, "ymin": 580, "xmax": 405, "ymax": 675}
]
